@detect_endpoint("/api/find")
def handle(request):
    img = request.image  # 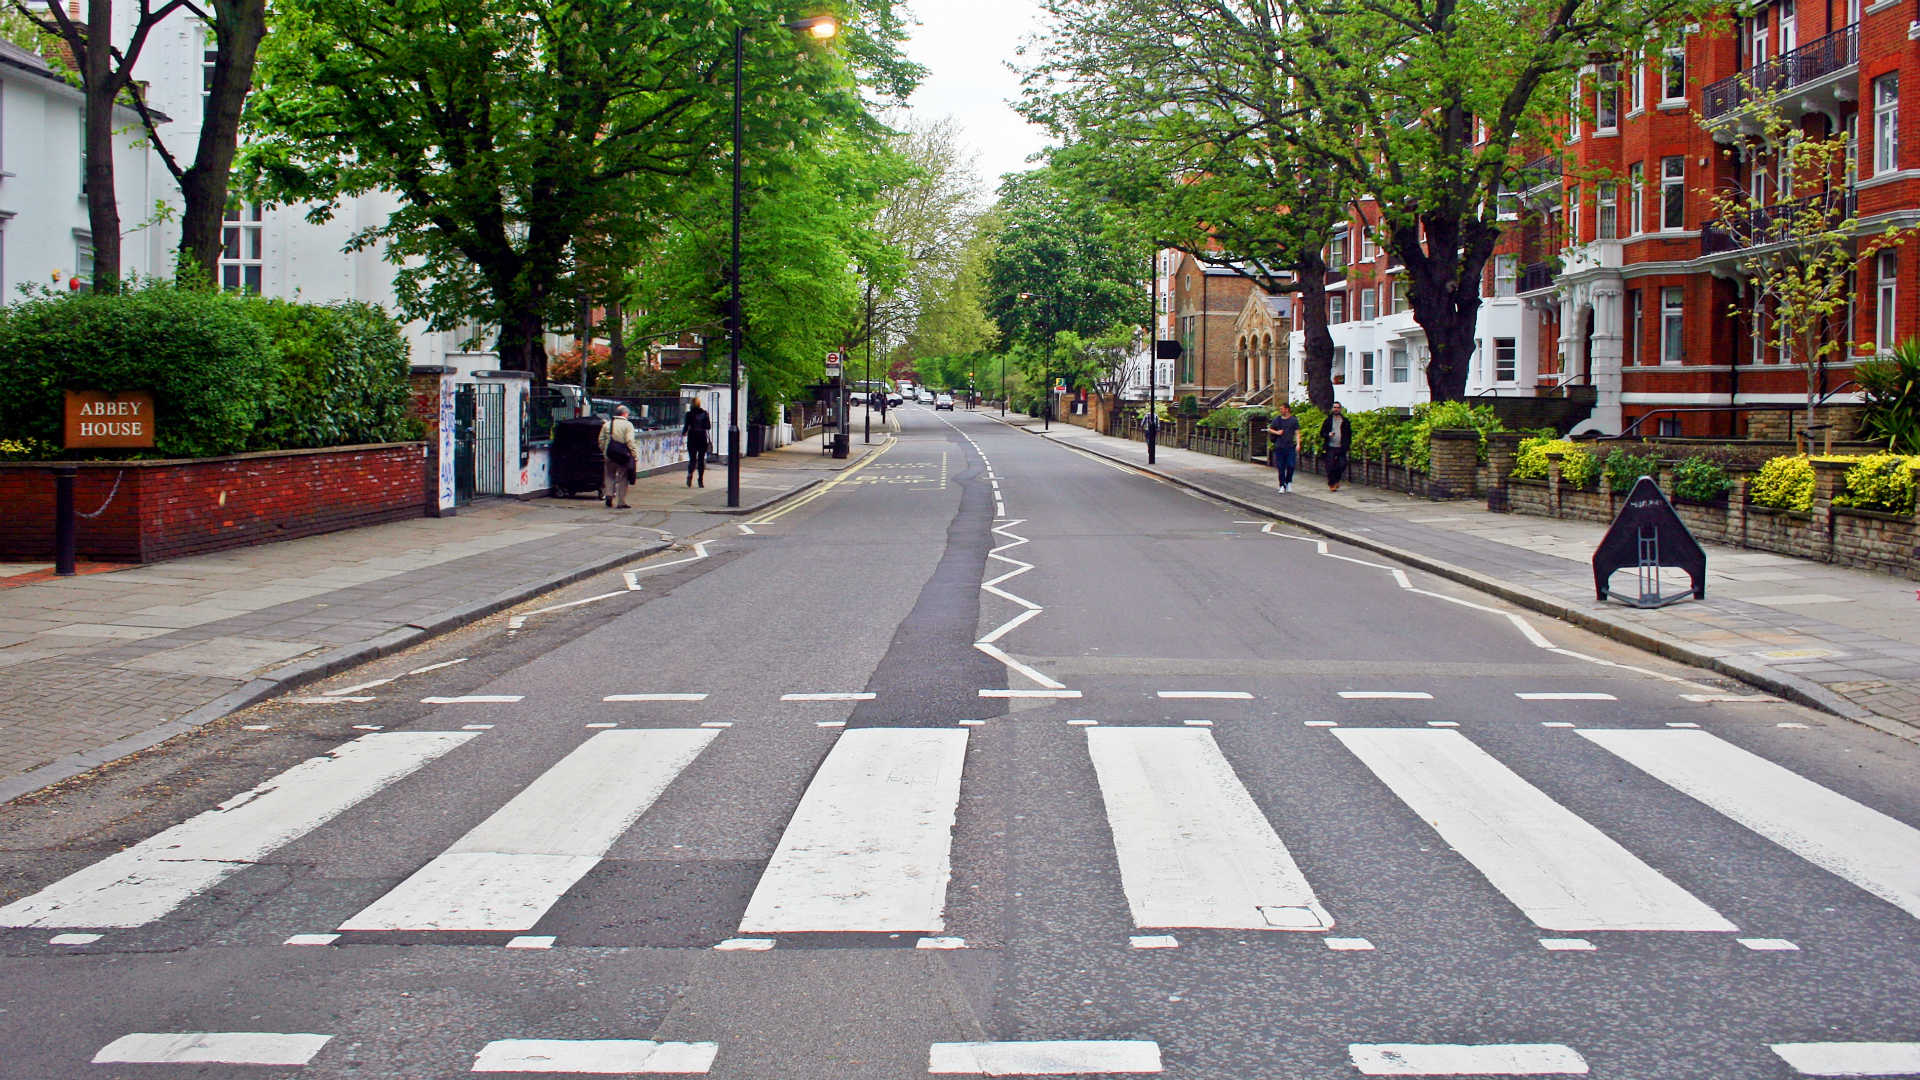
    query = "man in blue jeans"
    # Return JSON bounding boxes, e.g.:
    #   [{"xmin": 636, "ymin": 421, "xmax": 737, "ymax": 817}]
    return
[{"xmin": 1265, "ymin": 403, "xmax": 1301, "ymax": 492}]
